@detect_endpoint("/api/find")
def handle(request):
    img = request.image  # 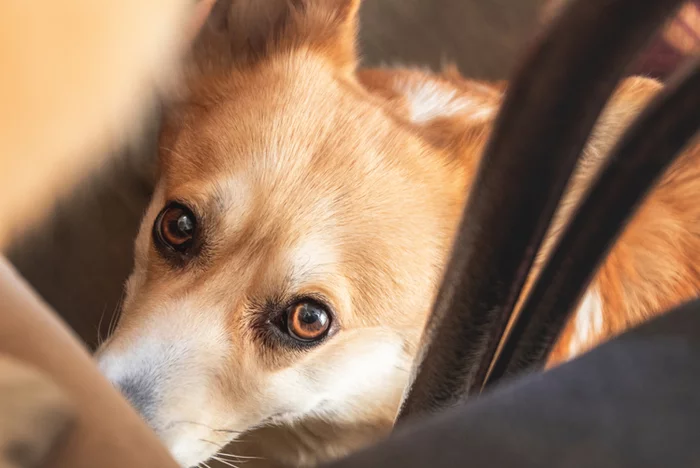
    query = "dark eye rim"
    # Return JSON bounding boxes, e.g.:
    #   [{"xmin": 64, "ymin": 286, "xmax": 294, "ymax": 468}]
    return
[
  {"xmin": 285, "ymin": 299, "xmax": 333, "ymax": 343},
  {"xmin": 264, "ymin": 296, "xmax": 337, "ymax": 349},
  {"xmin": 152, "ymin": 201, "xmax": 201, "ymax": 259}
]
